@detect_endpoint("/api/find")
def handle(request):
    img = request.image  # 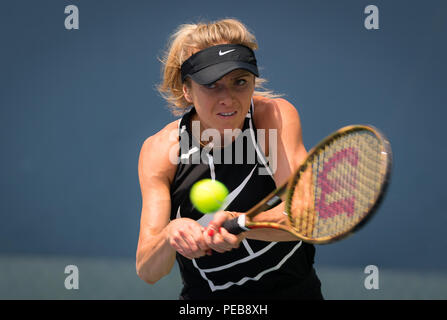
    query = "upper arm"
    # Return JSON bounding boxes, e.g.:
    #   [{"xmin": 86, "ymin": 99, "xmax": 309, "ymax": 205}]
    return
[
  {"xmin": 255, "ymin": 97, "xmax": 307, "ymax": 186},
  {"xmin": 274, "ymin": 98, "xmax": 307, "ymax": 167},
  {"xmin": 137, "ymin": 123, "xmax": 179, "ymax": 242}
]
